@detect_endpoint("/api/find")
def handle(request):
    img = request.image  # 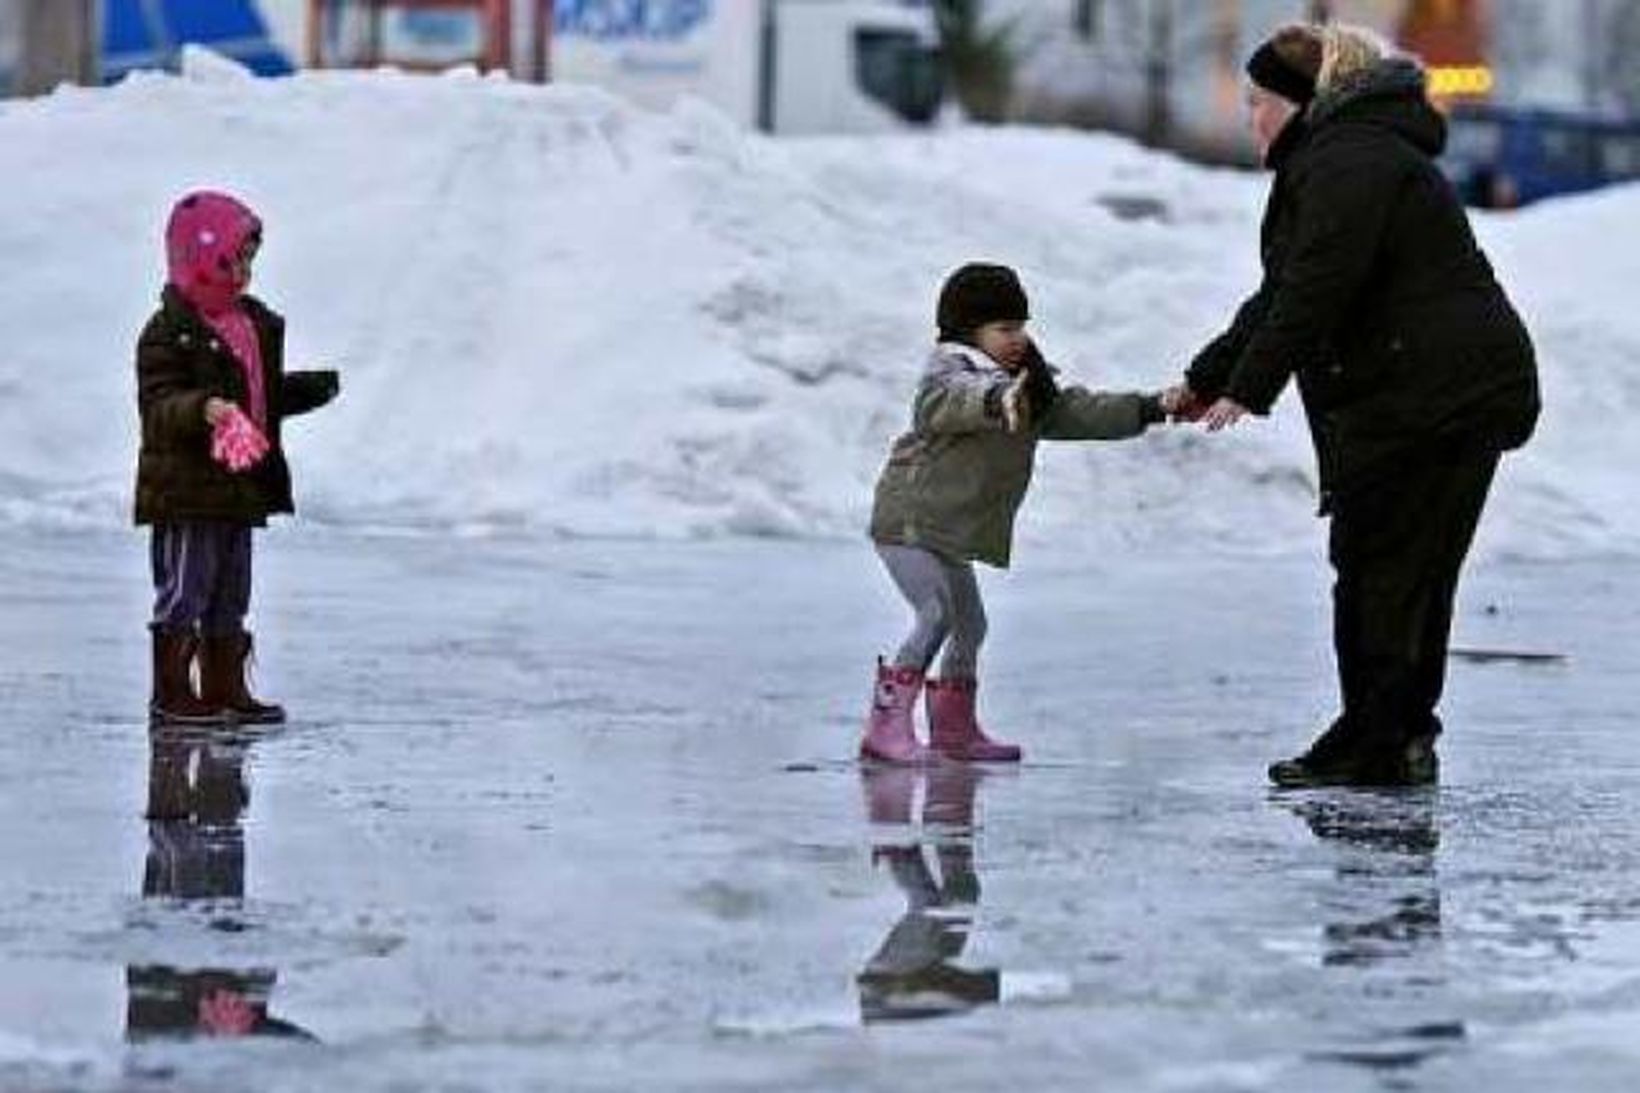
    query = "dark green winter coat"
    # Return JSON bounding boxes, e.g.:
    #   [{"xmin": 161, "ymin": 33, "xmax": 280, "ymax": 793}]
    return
[
  {"xmin": 1187, "ymin": 59, "xmax": 1539, "ymax": 510},
  {"xmin": 870, "ymin": 344, "xmax": 1156, "ymax": 568},
  {"xmin": 133, "ymin": 286, "xmax": 336, "ymax": 526}
]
